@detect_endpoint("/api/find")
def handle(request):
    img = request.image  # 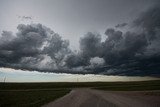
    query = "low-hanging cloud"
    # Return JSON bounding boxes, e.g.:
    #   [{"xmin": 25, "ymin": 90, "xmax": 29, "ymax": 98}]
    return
[
  {"xmin": 0, "ymin": 23, "xmax": 71, "ymax": 71},
  {"xmin": 65, "ymin": 5, "xmax": 160, "ymax": 76},
  {"xmin": 0, "ymin": 5, "xmax": 160, "ymax": 76}
]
